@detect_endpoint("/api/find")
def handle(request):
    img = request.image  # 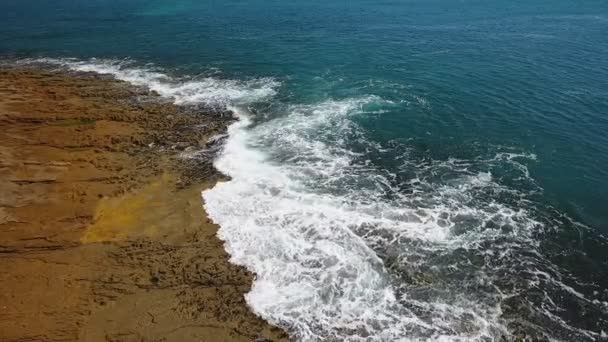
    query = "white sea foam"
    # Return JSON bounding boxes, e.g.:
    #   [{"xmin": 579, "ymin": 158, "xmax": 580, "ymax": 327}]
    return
[
  {"xmin": 27, "ymin": 58, "xmax": 279, "ymax": 106},
  {"xmin": 202, "ymin": 98, "xmax": 526, "ymax": 340}
]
